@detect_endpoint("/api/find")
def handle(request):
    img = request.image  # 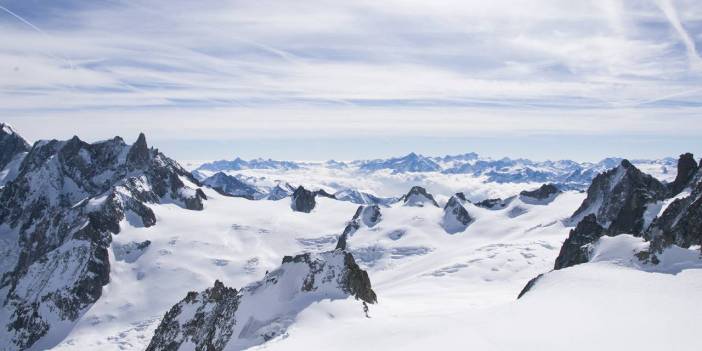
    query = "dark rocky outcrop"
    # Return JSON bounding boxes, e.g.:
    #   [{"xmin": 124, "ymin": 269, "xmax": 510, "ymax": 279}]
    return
[
  {"xmin": 291, "ymin": 186, "xmax": 316, "ymax": 213},
  {"xmin": 569, "ymin": 160, "xmax": 668, "ymax": 236},
  {"xmin": 314, "ymin": 189, "xmax": 336, "ymax": 199},
  {"xmin": 645, "ymin": 166, "xmax": 702, "ymax": 258},
  {"xmin": 441, "ymin": 194, "xmax": 473, "ymax": 234},
  {"xmin": 553, "ymin": 214, "xmax": 605, "ymax": 270},
  {"xmin": 400, "ymin": 186, "xmax": 439, "ymax": 207},
  {"xmin": 475, "ymin": 197, "xmax": 512, "ymax": 210},
  {"xmin": 668, "ymin": 153, "xmax": 699, "ymax": 196},
  {"xmin": 146, "ymin": 249, "xmax": 376, "ymax": 351},
  {"xmin": 520, "ymin": 183, "xmax": 561, "ymax": 204},
  {"xmin": 0, "ymin": 132, "xmax": 206, "ymax": 350},
  {"xmin": 517, "ymin": 273, "xmax": 544, "ymax": 299}
]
